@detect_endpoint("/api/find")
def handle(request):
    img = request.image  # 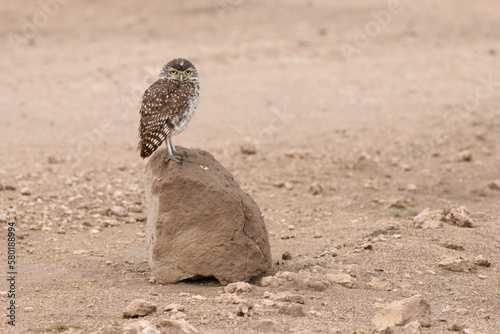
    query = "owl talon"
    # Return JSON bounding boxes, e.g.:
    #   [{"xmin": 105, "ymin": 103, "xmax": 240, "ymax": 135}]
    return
[
  {"xmin": 164, "ymin": 154, "xmax": 183, "ymax": 165},
  {"xmin": 174, "ymin": 150, "xmax": 188, "ymax": 158}
]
